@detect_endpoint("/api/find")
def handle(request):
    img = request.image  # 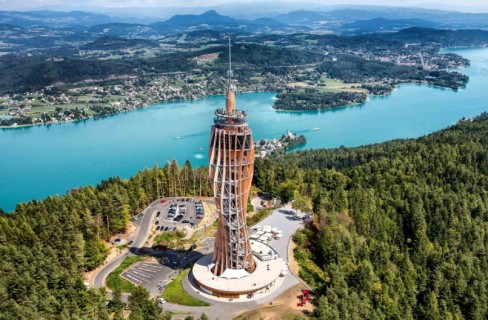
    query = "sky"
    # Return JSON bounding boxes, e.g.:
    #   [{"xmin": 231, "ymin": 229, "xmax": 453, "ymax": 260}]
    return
[{"xmin": 0, "ymin": 0, "xmax": 487, "ymax": 12}]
